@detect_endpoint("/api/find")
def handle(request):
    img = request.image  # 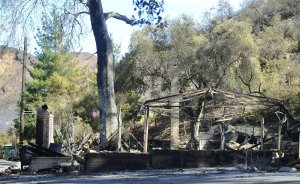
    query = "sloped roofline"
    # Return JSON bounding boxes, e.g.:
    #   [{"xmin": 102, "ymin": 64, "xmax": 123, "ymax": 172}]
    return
[{"xmin": 144, "ymin": 88, "xmax": 282, "ymax": 107}]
